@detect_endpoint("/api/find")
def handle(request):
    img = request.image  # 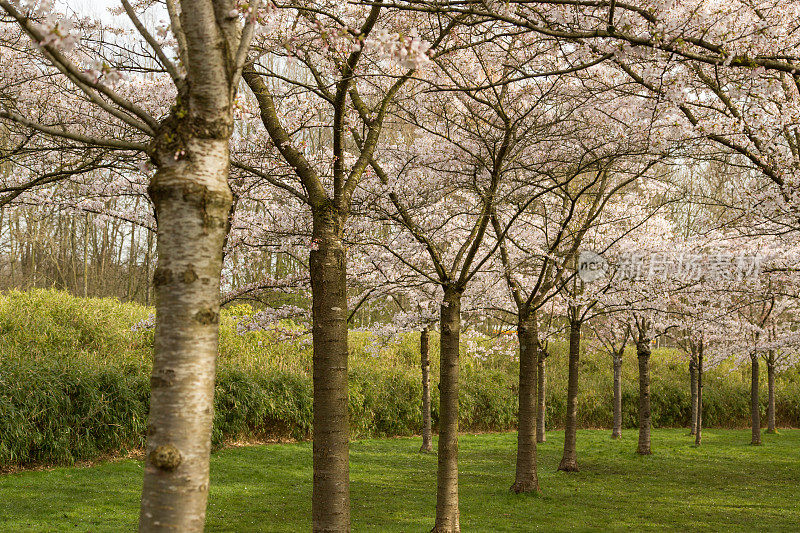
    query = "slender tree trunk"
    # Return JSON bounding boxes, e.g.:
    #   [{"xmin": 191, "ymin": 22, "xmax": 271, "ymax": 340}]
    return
[
  {"xmin": 70, "ymin": 217, "xmax": 79, "ymax": 292},
  {"xmin": 558, "ymin": 314, "xmax": 581, "ymax": 472},
  {"xmin": 433, "ymin": 287, "xmax": 462, "ymax": 532},
  {"xmin": 636, "ymin": 339, "xmax": 652, "ymax": 455},
  {"xmin": 612, "ymin": 351, "xmax": 623, "ymax": 439},
  {"xmin": 30, "ymin": 217, "xmax": 39, "ymax": 286},
  {"xmin": 766, "ymin": 357, "xmax": 776, "ymax": 434},
  {"xmin": 420, "ymin": 327, "xmax": 433, "ymax": 453},
  {"xmin": 511, "ymin": 312, "xmax": 540, "ymax": 493},
  {"xmin": 138, "ymin": 138, "xmax": 232, "ymax": 532},
  {"xmin": 750, "ymin": 354, "xmax": 762, "ymax": 445},
  {"xmin": 98, "ymin": 219, "xmax": 107, "ymax": 289},
  {"xmin": 310, "ymin": 211, "xmax": 350, "ymax": 532},
  {"xmin": 127, "ymin": 227, "xmax": 137, "ymax": 301},
  {"xmin": 83, "ymin": 218, "xmax": 89, "ymax": 298},
  {"xmin": 144, "ymin": 230, "xmax": 153, "ymax": 306},
  {"xmin": 689, "ymin": 354, "xmax": 698, "ymax": 436},
  {"xmin": 8, "ymin": 213, "xmax": 15, "ymax": 286},
  {"xmin": 695, "ymin": 348, "xmax": 703, "ymax": 446},
  {"xmin": 536, "ymin": 351, "xmax": 546, "ymax": 443}
]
